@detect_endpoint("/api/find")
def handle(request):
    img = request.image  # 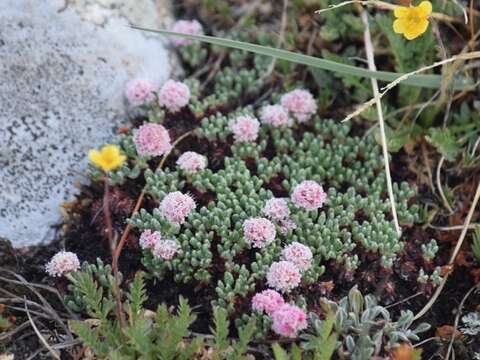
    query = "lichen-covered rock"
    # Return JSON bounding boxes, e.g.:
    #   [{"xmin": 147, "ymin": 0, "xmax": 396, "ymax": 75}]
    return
[{"xmin": 0, "ymin": 0, "xmax": 175, "ymax": 246}]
